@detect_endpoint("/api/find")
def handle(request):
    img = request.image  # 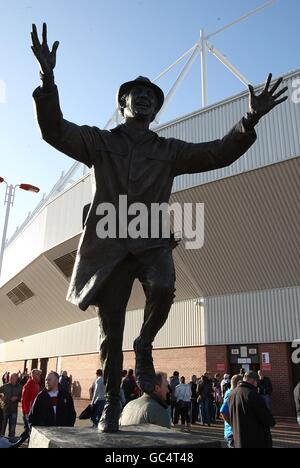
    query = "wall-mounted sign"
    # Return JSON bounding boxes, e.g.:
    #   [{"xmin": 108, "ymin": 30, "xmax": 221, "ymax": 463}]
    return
[
  {"xmin": 230, "ymin": 345, "xmax": 259, "ymax": 365},
  {"xmin": 262, "ymin": 352, "xmax": 270, "ymax": 364},
  {"xmin": 261, "ymin": 363, "xmax": 272, "ymax": 372},
  {"xmin": 217, "ymin": 364, "xmax": 226, "ymax": 372},
  {"xmin": 238, "ymin": 358, "xmax": 251, "ymax": 365}
]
